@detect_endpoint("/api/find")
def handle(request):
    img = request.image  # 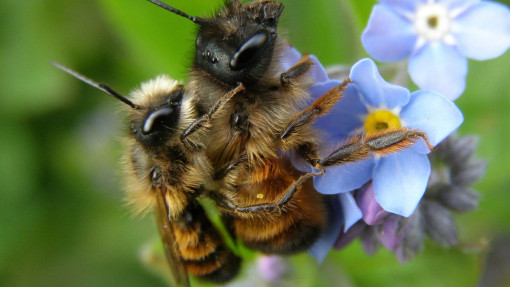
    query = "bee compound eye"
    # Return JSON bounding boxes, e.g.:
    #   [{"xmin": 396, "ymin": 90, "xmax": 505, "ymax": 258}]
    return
[
  {"xmin": 142, "ymin": 107, "xmax": 174, "ymax": 134},
  {"xmin": 151, "ymin": 167, "xmax": 162, "ymax": 185},
  {"xmin": 229, "ymin": 31, "xmax": 270, "ymax": 71}
]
